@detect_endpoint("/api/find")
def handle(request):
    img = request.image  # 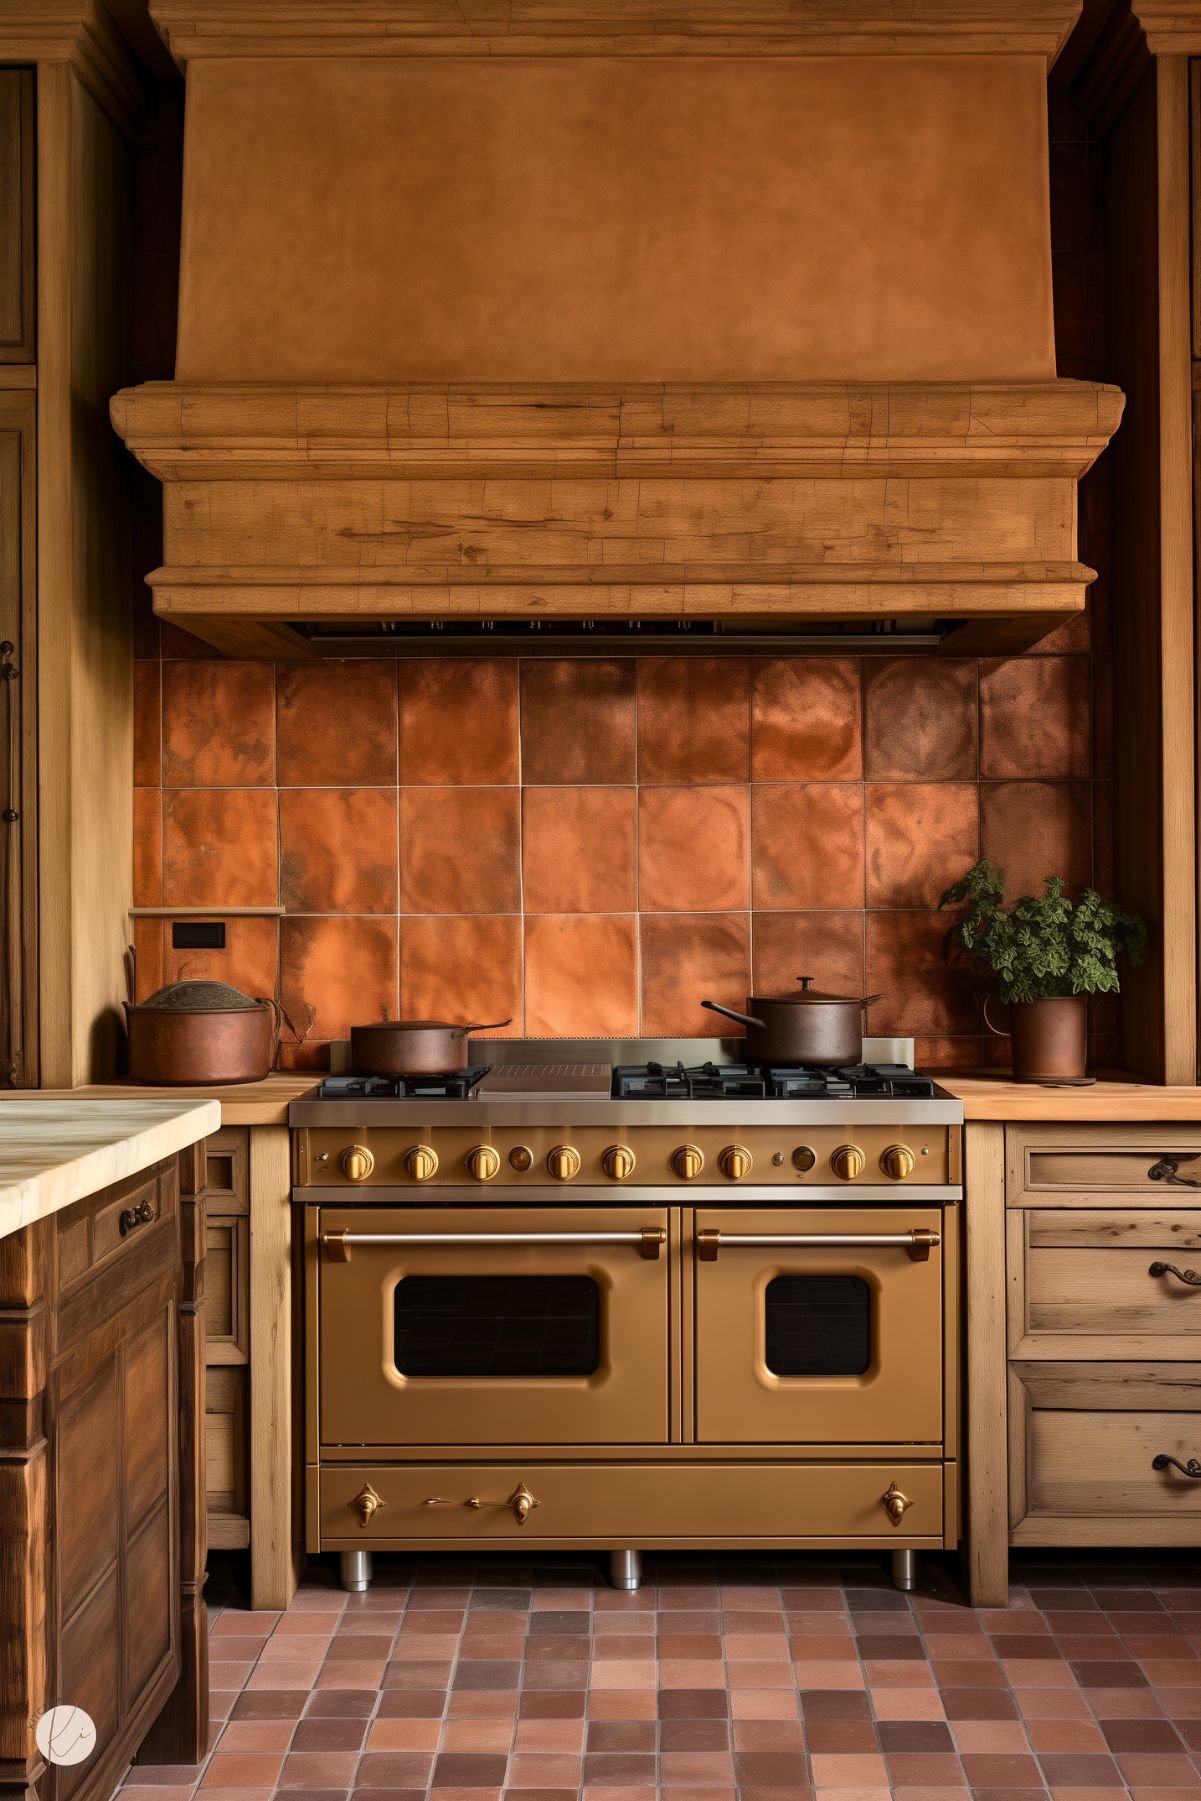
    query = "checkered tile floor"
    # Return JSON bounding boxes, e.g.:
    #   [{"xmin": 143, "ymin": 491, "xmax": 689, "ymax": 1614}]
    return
[{"xmin": 113, "ymin": 1551, "xmax": 1201, "ymax": 1801}]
